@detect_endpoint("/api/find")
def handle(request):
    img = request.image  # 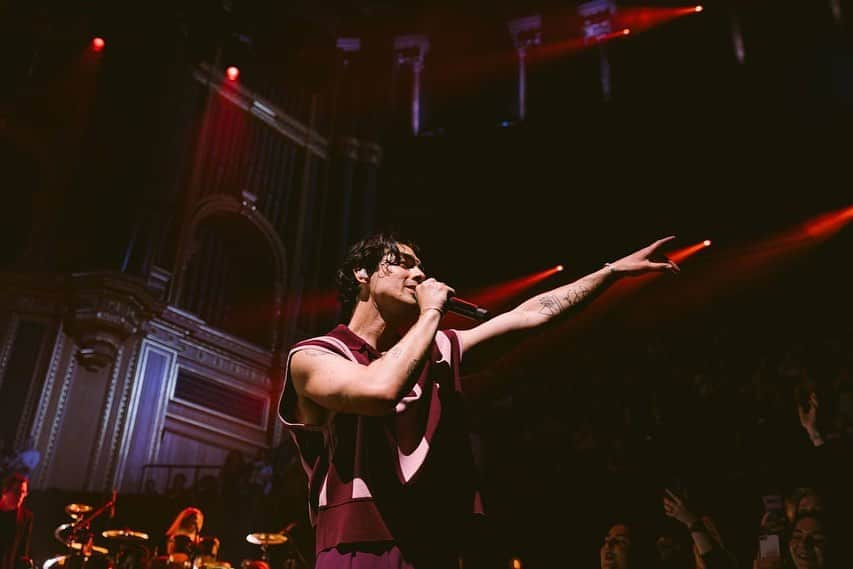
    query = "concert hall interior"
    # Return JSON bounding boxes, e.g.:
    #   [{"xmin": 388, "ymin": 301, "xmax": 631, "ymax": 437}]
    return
[{"xmin": 1, "ymin": 0, "xmax": 851, "ymax": 568}]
